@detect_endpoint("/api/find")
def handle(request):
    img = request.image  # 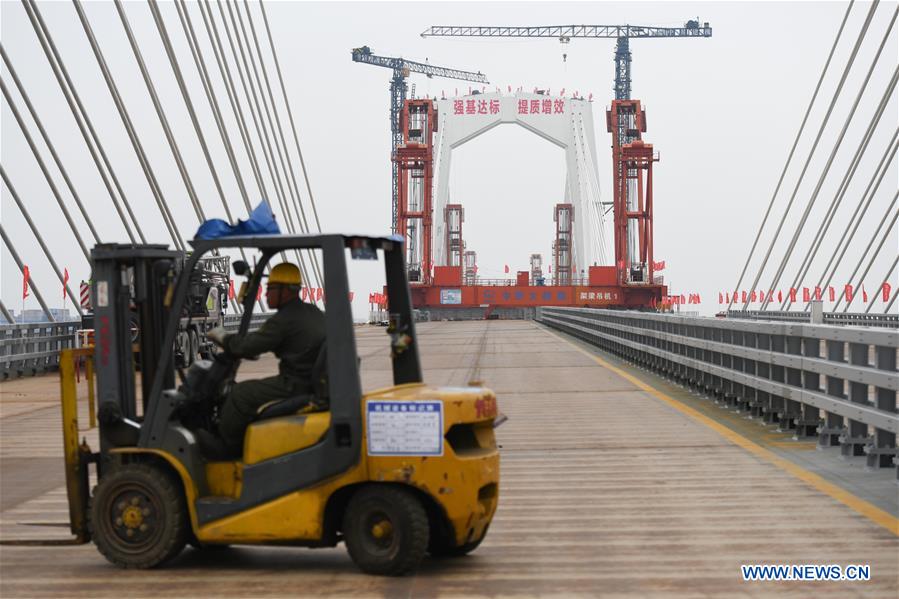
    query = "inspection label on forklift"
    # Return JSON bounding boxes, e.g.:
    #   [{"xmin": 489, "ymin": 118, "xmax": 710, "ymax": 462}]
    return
[{"xmin": 366, "ymin": 400, "xmax": 444, "ymax": 456}]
